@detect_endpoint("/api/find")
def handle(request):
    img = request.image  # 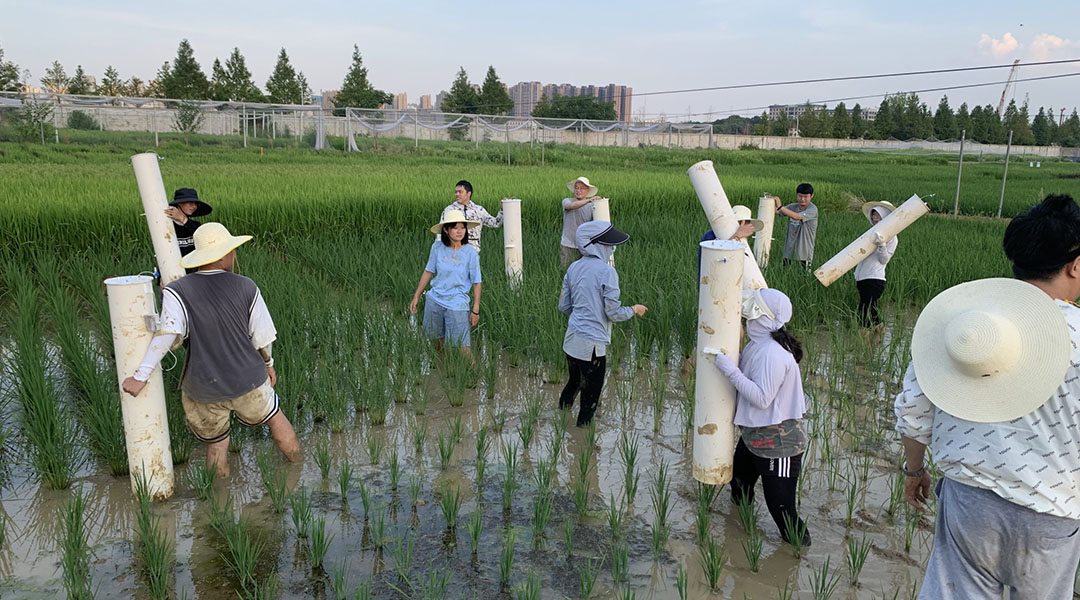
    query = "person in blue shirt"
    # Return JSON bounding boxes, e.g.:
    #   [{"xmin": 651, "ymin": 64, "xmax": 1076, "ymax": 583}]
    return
[{"xmin": 410, "ymin": 209, "xmax": 483, "ymax": 357}]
